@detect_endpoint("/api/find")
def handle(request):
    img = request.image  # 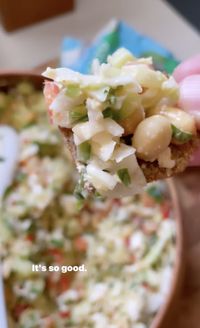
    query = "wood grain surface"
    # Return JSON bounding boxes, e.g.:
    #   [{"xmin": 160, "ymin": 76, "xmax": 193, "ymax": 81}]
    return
[
  {"xmin": 174, "ymin": 168, "xmax": 200, "ymax": 328},
  {"xmin": 0, "ymin": 0, "xmax": 74, "ymax": 32}
]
